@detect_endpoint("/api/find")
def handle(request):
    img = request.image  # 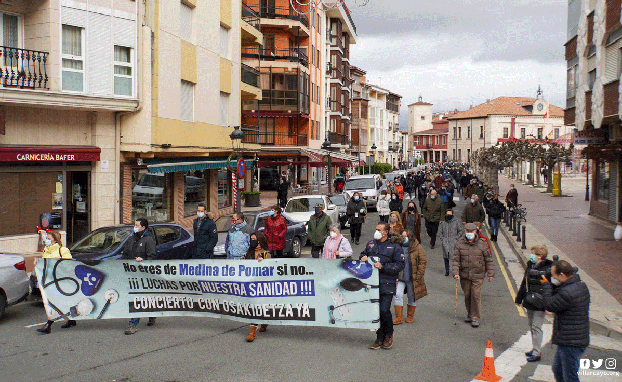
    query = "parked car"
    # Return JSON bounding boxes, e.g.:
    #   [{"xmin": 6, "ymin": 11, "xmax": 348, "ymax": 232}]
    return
[
  {"xmin": 213, "ymin": 211, "xmax": 307, "ymax": 258},
  {"xmin": 343, "ymin": 174, "xmax": 383, "ymax": 210},
  {"xmin": 384, "ymin": 172, "xmax": 403, "ymax": 183},
  {"xmin": 0, "ymin": 254, "xmax": 29, "ymax": 320},
  {"xmin": 328, "ymin": 193, "xmax": 350, "ymax": 228},
  {"xmin": 284, "ymin": 195, "xmax": 339, "ymax": 232}
]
